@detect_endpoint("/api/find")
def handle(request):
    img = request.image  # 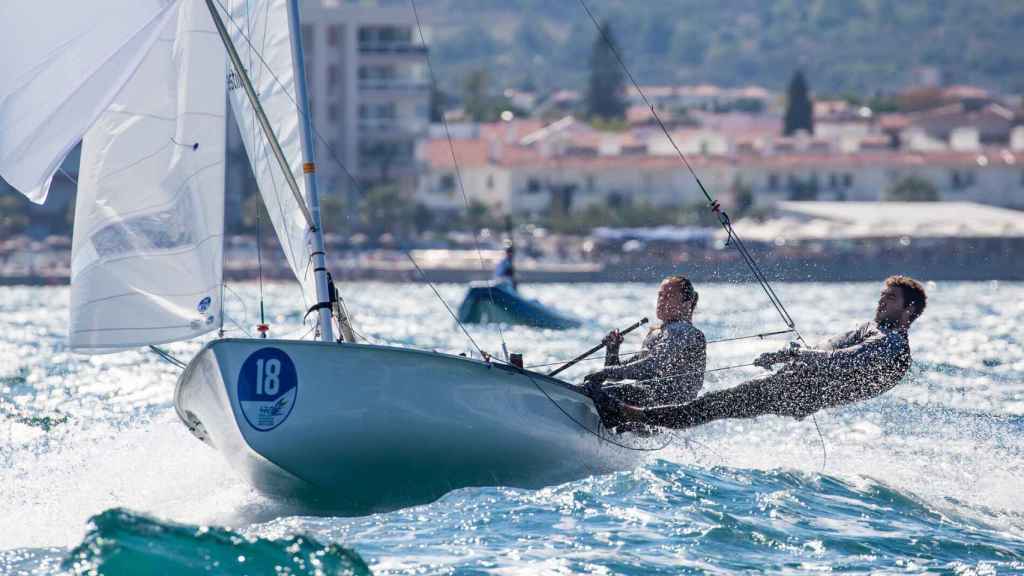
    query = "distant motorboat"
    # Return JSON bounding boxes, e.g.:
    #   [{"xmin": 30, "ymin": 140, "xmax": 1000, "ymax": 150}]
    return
[{"xmin": 457, "ymin": 281, "xmax": 582, "ymax": 330}]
